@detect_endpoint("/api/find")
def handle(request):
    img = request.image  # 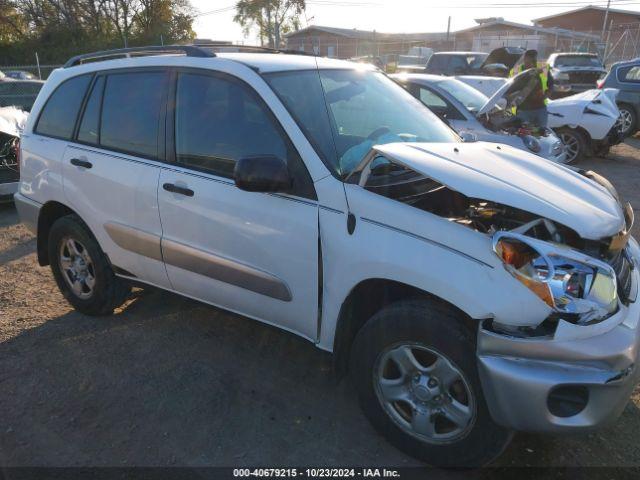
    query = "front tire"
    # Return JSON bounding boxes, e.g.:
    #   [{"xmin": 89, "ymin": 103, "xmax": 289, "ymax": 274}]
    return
[
  {"xmin": 350, "ymin": 299, "xmax": 512, "ymax": 468},
  {"xmin": 557, "ymin": 127, "xmax": 588, "ymax": 164},
  {"xmin": 48, "ymin": 214, "xmax": 130, "ymax": 315}
]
